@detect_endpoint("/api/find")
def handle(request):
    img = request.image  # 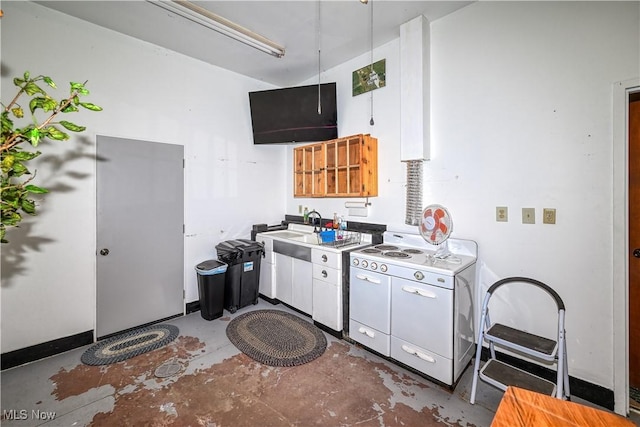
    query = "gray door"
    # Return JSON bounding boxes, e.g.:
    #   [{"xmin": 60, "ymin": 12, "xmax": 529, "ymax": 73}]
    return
[{"xmin": 97, "ymin": 136, "xmax": 184, "ymax": 338}]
